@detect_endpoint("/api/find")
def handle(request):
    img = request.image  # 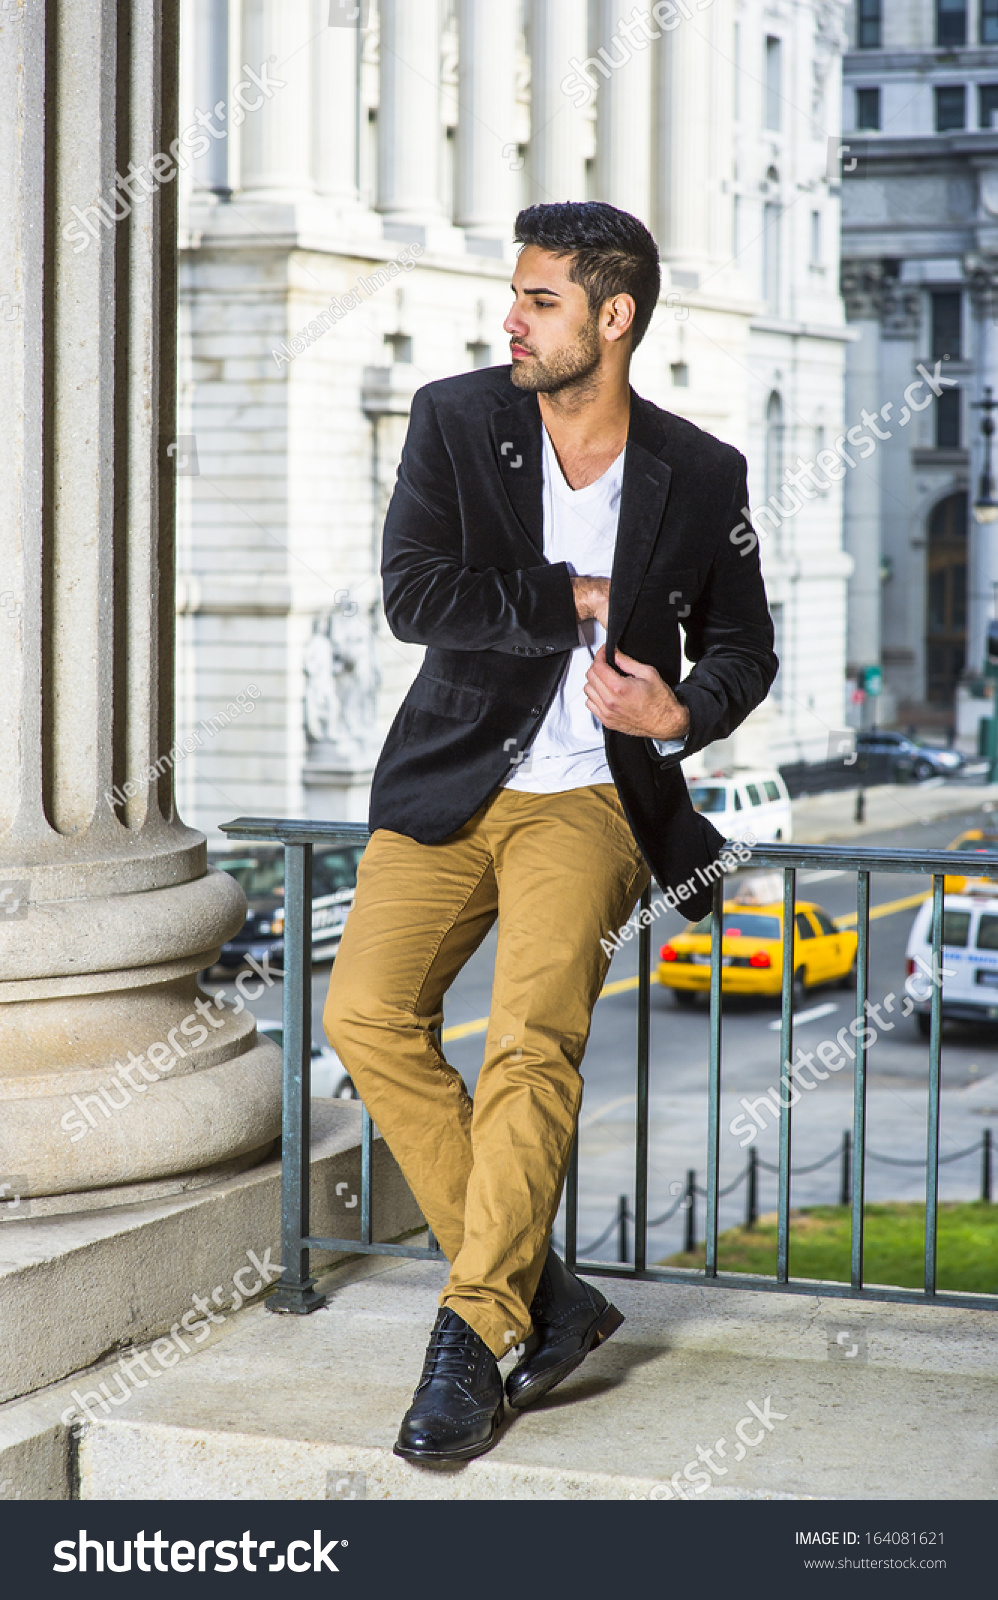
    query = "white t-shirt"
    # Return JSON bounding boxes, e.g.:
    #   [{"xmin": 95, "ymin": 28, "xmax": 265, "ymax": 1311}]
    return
[{"xmin": 504, "ymin": 428, "xmax": 625, "ymax": 793}]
